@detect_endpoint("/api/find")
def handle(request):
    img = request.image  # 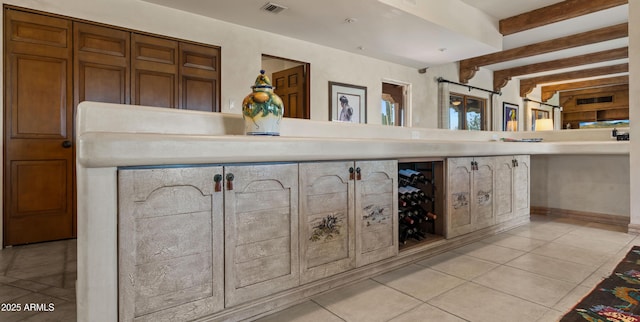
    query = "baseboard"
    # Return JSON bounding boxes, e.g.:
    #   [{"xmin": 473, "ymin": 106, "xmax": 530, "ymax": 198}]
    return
[{"xmin": 531, "ymin": 206, "xmax": 629, "ymax": 228}]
